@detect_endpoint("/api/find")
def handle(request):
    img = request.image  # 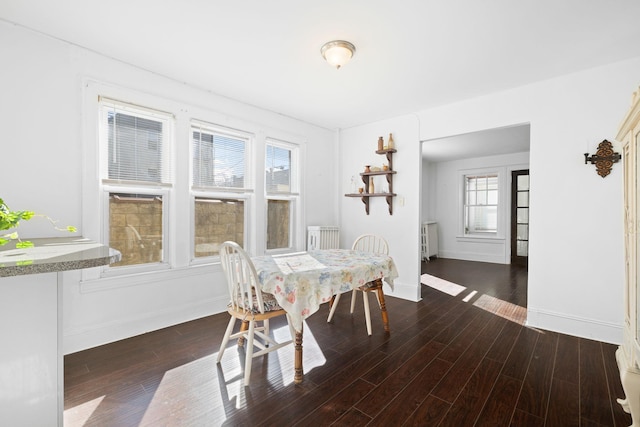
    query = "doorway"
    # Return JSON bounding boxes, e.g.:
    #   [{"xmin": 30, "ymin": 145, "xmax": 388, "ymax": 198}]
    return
[{"xmin": 511, "ymin": 169, "xmax": 529, "ymax": 266}]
